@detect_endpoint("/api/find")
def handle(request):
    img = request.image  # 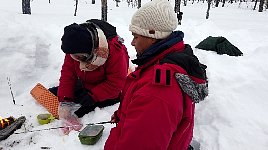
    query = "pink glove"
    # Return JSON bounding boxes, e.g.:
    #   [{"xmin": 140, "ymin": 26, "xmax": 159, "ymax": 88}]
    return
[{"xmin": 58, "ymin": 102, "xmax": 82, "ymax": 135}]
